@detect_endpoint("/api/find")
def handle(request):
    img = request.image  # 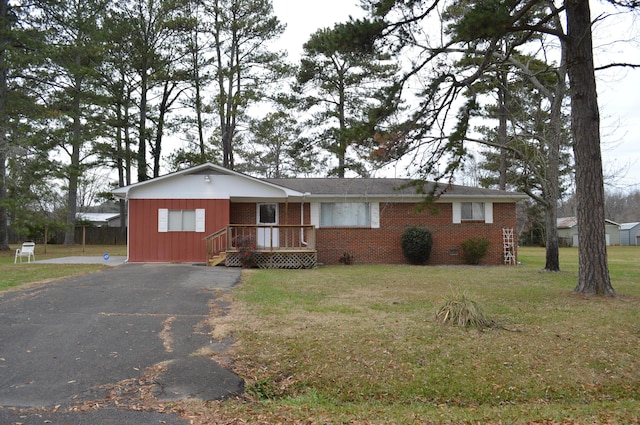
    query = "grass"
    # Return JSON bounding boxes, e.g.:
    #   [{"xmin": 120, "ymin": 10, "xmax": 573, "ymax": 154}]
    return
[
  {"xmin": 187, "ymin": 246, "xmax": 640, "ymax": 424},
  {"xmin": 2, "ymin": 244, "xmax": 638, "ymax": 423},
  {"xmin": 0, "ymin": 244, "xmax": 126, "ymax": 292}
]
